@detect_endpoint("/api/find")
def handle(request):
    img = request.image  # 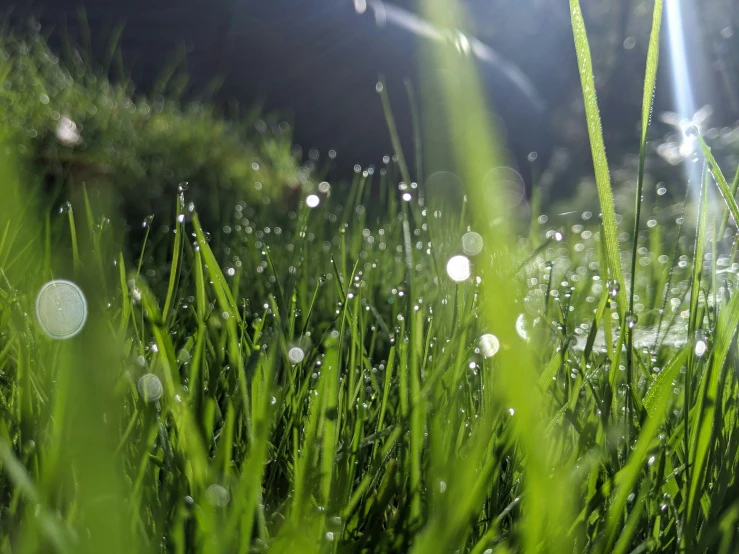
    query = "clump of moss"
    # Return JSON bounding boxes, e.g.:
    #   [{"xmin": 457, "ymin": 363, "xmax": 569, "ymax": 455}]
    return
[{"xmin": 0, "ymin": 30, "xmax": 313, "ymax": 233}]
